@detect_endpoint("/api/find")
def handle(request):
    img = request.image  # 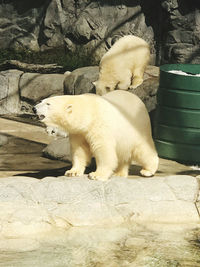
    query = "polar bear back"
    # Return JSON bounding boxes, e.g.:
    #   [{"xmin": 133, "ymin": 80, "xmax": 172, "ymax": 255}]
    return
[
  {"xmin": 101, "ymin": 35, "xmax": 150, "ymax": 69},
  {"xmin": 102, "ymin": 90, "xmax": 152, "ymax": 138}
]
